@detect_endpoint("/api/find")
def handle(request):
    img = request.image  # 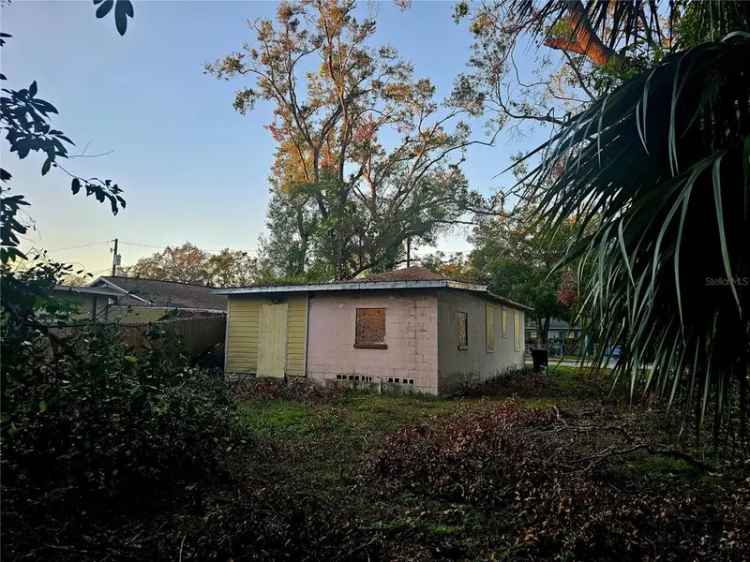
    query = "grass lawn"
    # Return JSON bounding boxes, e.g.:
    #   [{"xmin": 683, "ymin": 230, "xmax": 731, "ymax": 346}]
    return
[{"xmin": 224, "ymin": 366, "xmax": 746, "ymax": 561}]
